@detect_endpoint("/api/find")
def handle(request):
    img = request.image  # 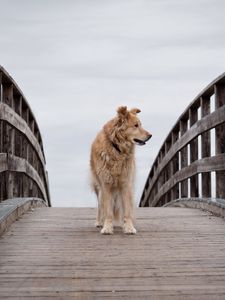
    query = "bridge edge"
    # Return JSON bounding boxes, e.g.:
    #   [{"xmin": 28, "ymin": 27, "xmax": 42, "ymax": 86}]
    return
[
  {"xmin": 164, "ymin": 197, "xmax": 225, "ymax": 219},
  {"xmin": 0, "ymin": 197, "xmax": 47, "ymax": 236}
]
